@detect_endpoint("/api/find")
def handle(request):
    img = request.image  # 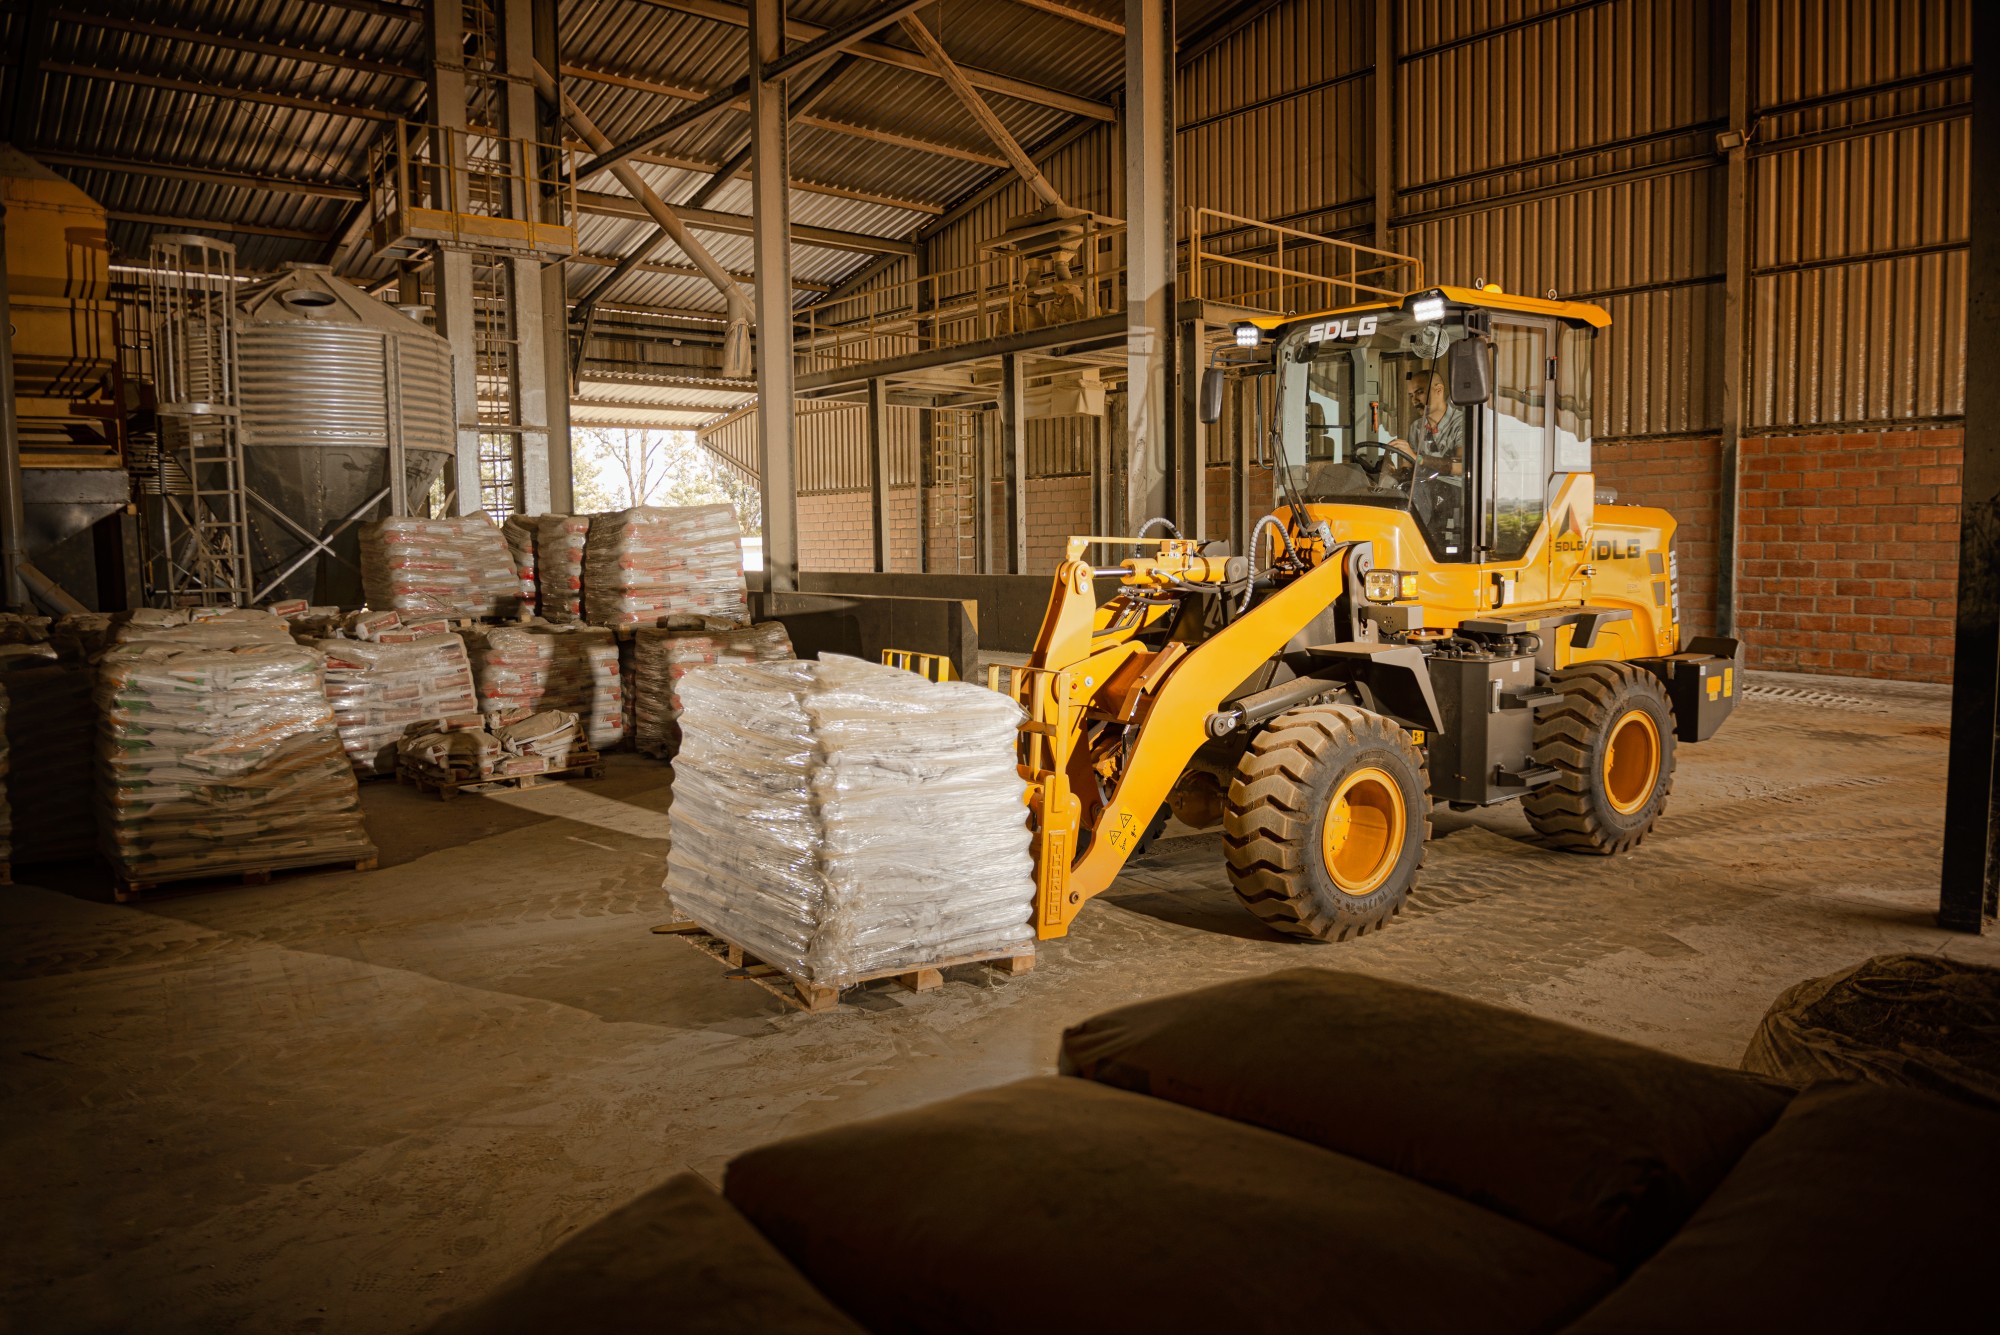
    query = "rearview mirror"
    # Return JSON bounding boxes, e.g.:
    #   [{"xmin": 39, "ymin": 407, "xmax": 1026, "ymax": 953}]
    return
[
  {"xmin": 1448, "ymin": 336, "xmax": 1492, "ymax": 406},
  {"xmin": 1199, "ymin": 367, "xmax": 1226, "ymax": 423}
]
